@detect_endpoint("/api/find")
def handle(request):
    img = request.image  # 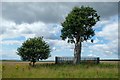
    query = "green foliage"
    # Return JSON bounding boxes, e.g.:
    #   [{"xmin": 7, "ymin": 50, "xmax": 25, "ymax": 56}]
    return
[
  {"xmin": 17, "ymin": 37, "xmax": 51, "ymax": 62},
  {"xmin": 61, "ymin": 6, "xmax": 100, "ymax": 43}
]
